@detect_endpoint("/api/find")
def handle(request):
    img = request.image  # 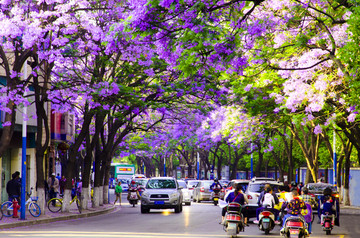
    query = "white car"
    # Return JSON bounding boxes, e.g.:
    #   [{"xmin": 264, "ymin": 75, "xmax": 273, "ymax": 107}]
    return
[
  {"xmin": 178, "ymin": 180, "xmax": 192, "ymax": 206},
  {"xmin": 186, "ymin": 180, "xmax": 200, "ymax": 198},
  {"xmin": 245, "ymin": 178, "xmax": 283, "ymax": 218},
  {"xmin": 140, "ymin": 177, "xmax": 183, "ymax": 213}
]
